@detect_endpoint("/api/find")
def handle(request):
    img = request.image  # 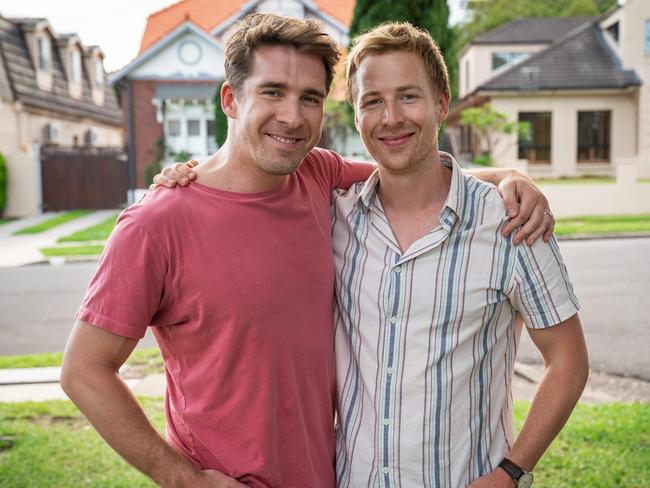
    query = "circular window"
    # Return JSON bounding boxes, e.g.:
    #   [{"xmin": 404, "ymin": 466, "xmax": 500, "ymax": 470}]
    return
[{"xmin": 178, "ymin": 40, "xmax": 202, "ymax": 65}]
